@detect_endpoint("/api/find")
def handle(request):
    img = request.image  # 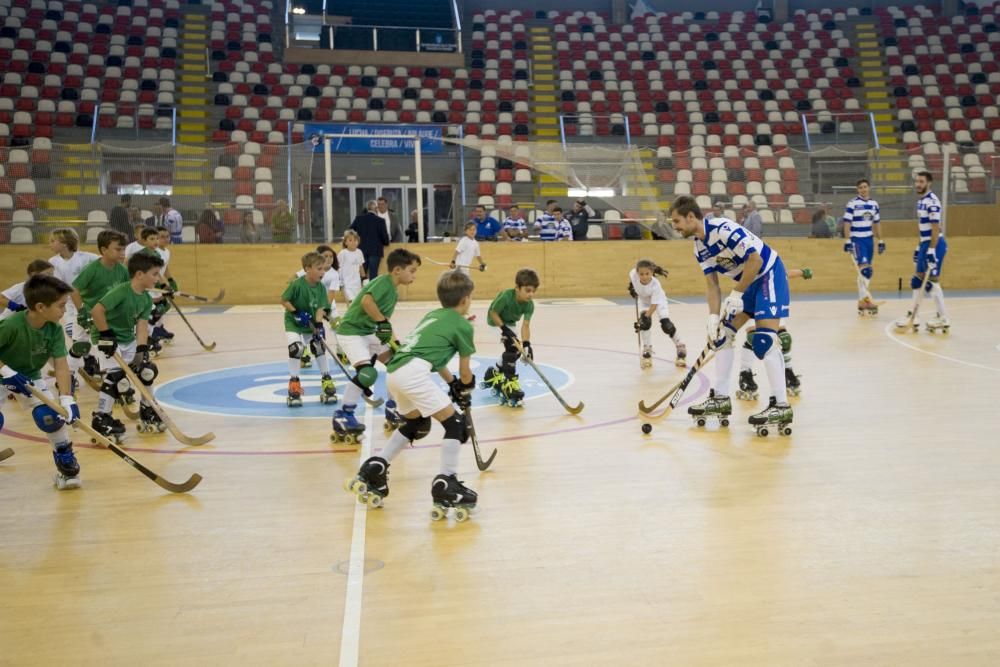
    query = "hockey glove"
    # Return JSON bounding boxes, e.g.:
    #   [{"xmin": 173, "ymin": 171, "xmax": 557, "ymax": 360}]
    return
[
  {"xmin": 449, "ymin": 260, "xmax": 456, "ymax": 269},
  {"xmin": 448, "ymin": 376, "xmax": 475, "ymax": 408},
  {"xmin": 627, "ymin": 282, "xmax": 637, "ymax": 299},
  {"xmin": 167, "ymin": 277, "xmax": 178, "ymax": 292},
  {"xmin": 801, "ymin": 267, "xmax": 813, "ymax": 280},
  {"xmin": 6, "ymin": 300, "xmax": 25, "ymax": 312},
  {"xmin": 843, "ymin": 241, "xmax": 853, "ymax": 253},
  {"xmin": 479, "ymin": 263, "xmax": 487, "ymax": 272},
  {"xmin": 97, "ymin": 329, "xmax": 118, "ymax": 358},
  {"xmin": 293, "ymin": 310, "xmax": 312, "ymax": 329},
  {"xmin": 522, "ymin": 341, "xmax": 534, "ymax": 361},
  {"xmin": 374, "ymin": 320, "xmax": 393, "ymax": 344},
  {"xmin": 59, "ymin": 394, "xmax": 80, "ymax": 424},
  {"xmin": 131, "ymin": 344, "xmax": 150, "ymax": 369},
  {"xmin": 721, "ymin": 290, "xmax": 744, "ymax": 320},
  {"xmin": 0, "ymin": 366, "xmax": 33, "ymax": 396},
  {"xmin": 634, "ymin": 313, "xmax": 652, "ymax": 333},
  {"xmin": 76, "ymin": 308, "xmax": 93, "ymax": 329},
  {"xmin": 312, "ymin": 323, "xmax": 326, "ymax": 341},
  {"xmin": 877, "ymin": 240, "xmax": 886, "ymax": 255},
  {"xmin": 706, "ymin": 313, "xmax": 721, "ymax": 343},
  {"xmin": 925, "ymin": 247, "xmax": 938, "ymax": 270}
]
